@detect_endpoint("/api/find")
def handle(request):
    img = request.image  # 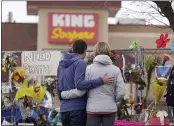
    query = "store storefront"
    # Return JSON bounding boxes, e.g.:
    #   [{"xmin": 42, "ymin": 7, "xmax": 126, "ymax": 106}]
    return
[{"xmin": 27, "ymin": 1, "xmax": 121, "ymax": 50}]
